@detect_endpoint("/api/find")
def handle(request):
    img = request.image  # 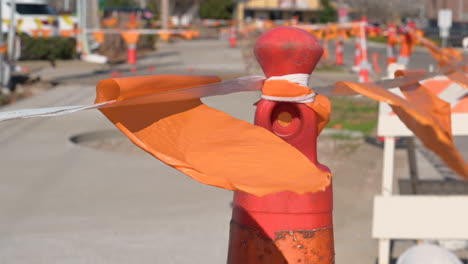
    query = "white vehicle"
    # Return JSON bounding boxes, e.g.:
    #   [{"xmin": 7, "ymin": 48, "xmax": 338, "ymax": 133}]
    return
[
  {"xmin": 2, "ymin": 0, "xmax": 58, "ymax": 36},
  {"xmin": 58, "ymin": 14, "xmax": 76, "ymax": 32}
]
